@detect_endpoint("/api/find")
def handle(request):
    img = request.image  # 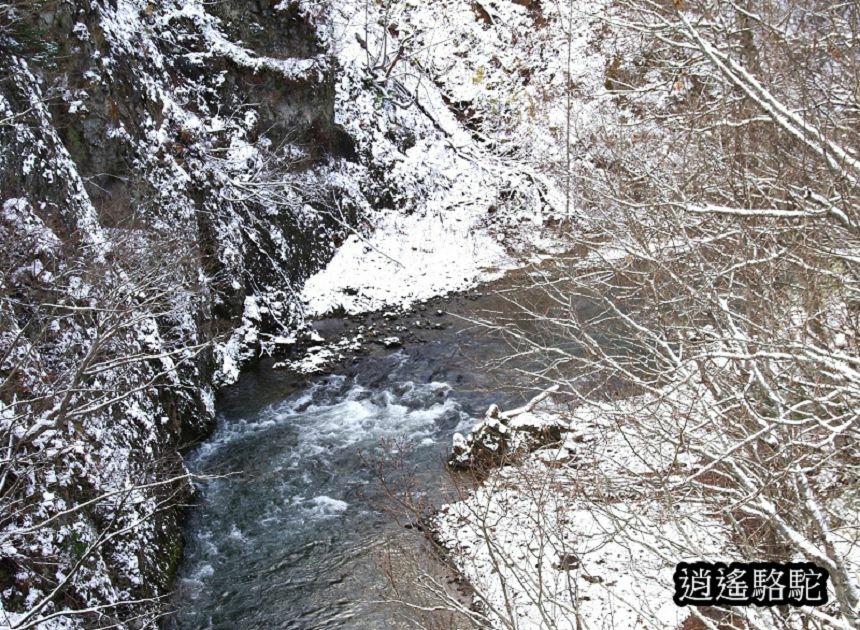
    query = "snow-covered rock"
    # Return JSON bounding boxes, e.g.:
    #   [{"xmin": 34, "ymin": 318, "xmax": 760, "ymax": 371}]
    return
[{"xmin": 448, "ymin": 386, "xmax": 564, "ymax": 469}]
